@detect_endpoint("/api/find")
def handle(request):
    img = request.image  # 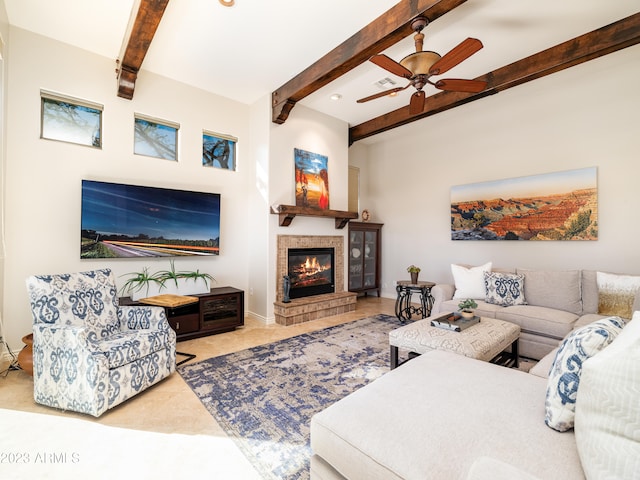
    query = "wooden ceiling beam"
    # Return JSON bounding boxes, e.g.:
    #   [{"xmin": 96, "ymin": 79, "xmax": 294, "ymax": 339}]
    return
[
  {"xmin": 117, "ymin": 0, "xmax": 170, "ymax": 100},
  {"xmin": 349, "ymin": 12, "xmax": 640, "ymax": 144},
  {"xmin": 271, "ymin": 0, "xmax": 468, "ymax": 124}
]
